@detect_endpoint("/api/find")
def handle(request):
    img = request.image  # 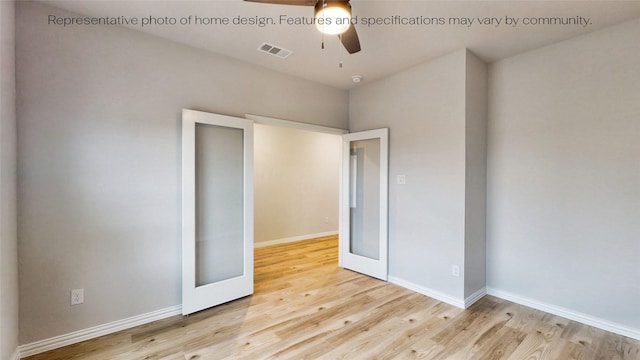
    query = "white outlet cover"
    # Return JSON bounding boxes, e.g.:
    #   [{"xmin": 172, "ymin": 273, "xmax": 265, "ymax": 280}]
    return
[
  {"xmin": 71, "ymin": 288, "xmax": 84, "ymax": 305},
  {"xmin": 451, "ymin": 265, "xmax": 460, "ymax": 277}
]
